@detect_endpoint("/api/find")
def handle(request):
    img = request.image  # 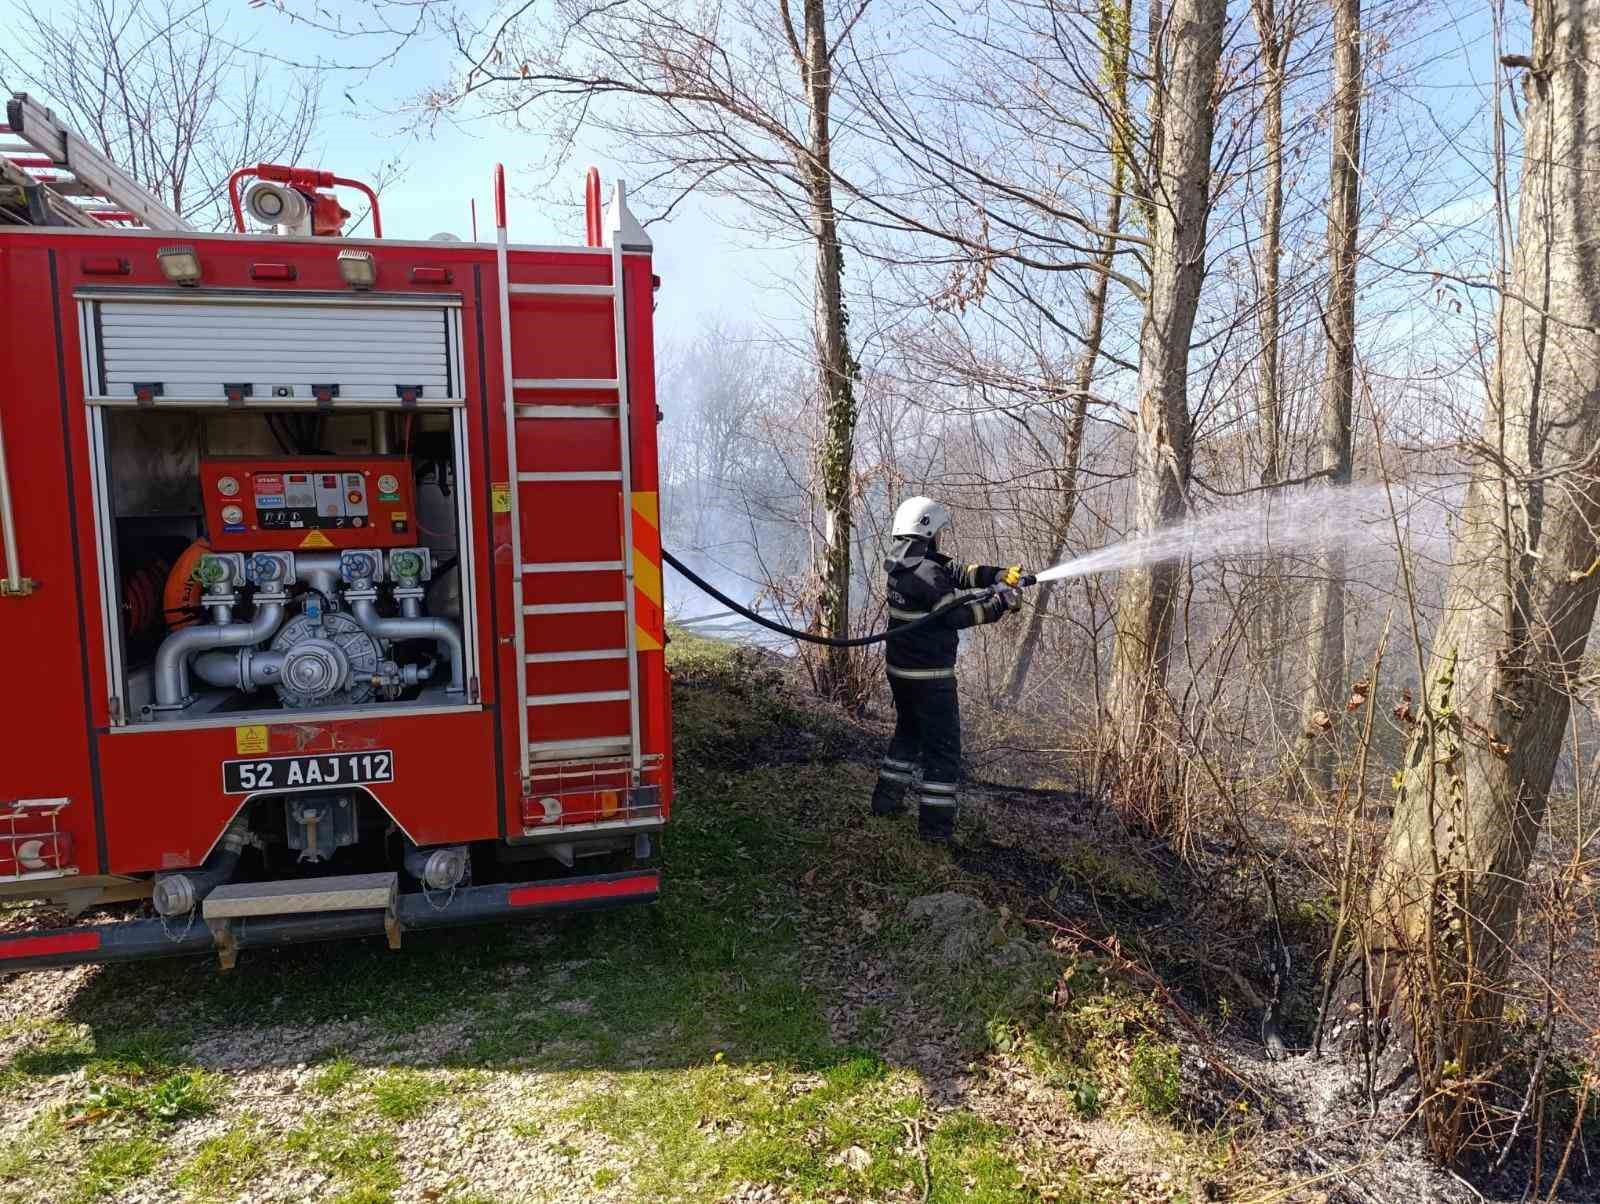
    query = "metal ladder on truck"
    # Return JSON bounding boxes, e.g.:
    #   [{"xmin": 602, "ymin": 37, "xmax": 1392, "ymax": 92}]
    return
[
  {"xmin": 1, "ymin": 95, "xmax": 191, "ymax": 598},
  {"xmin": 493, "ymin": 166, "xmax": 655, "ymax": 795},
  {"xmin": 0, "ymin": 92, "xmax": 190, "ymax": 230}
]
